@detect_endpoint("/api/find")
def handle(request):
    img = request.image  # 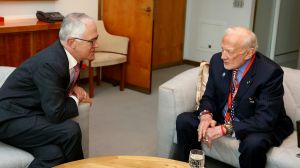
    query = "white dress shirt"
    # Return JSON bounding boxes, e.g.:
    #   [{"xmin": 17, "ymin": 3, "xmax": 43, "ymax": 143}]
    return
[{"xmin": 65, "ymin": 49, "xmax": 79, "ymax": 106}]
